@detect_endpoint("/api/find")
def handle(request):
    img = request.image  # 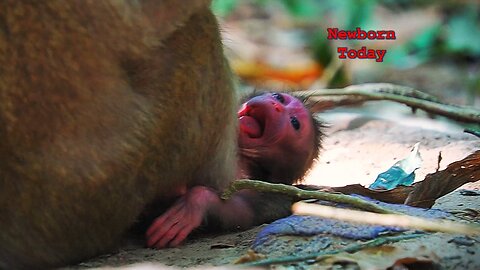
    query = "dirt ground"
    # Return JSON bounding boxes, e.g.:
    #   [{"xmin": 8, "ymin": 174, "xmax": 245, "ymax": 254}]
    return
[{"xmin": 64, "ymin": 103, "xmax": 479, "ymax": 270}]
